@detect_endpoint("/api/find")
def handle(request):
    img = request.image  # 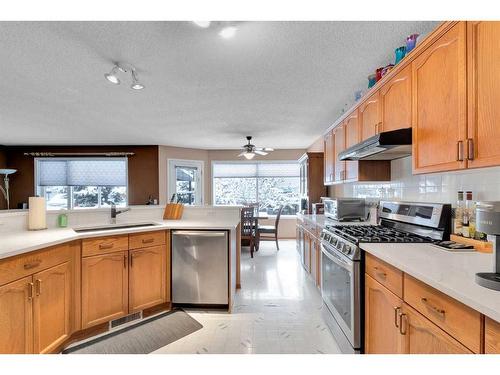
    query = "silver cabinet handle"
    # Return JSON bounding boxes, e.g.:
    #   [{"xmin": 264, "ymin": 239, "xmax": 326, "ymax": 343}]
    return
[
  {"xmin": 421, "ymin": 297, "xmax": 446, "ymax": 316},
  {"xmin": 394, "ymin": 306, "xmax": 401, "ymax": 328},
  {"xmin": 467, "ymin": 138, "xmax": 474, "ymax": 161},
  {"xmin": 399, "ymin": 313, "xmax": 408, "ymax": 335},
  {"xmin": 457, "ymin": 140, "xmax": 464, "ymax": 161}
]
